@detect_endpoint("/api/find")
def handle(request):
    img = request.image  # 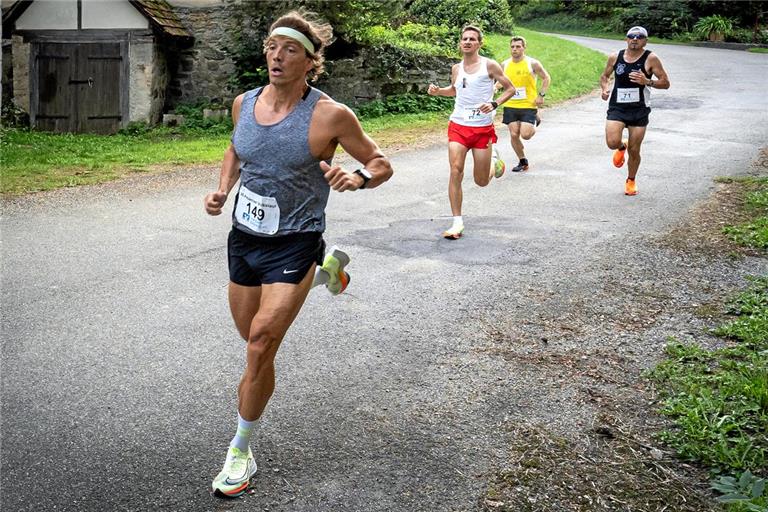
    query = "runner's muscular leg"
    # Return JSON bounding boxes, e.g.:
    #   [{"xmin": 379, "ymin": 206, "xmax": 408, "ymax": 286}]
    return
[
  {"xmin": 448, "ymin": 142, "xmax": 469, "ymax": 216},
  {"xmin": 229, "ymin": 283, "xmax": 262, "ymax": 340},
  {"xmin": 236, "ymin": 266, "xmax": 315, "ymax": 420},
  {"xmin": 519, "ymin": 122, "xmax": 536, "ymax": 141},
  {"xmin": 605, "ymin": 120, "xmax": 626, "ymax": 150},
  {"xmin": 508, "ymin": 121, "xmax": 525, "ymax": 159},
  {"xmin": 626, "ymin": 125, "xmax": 647, "ymax": 180},
  {"xmin": 471, "ymin": 144, "xmax": 493, "ymax": 187}
]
